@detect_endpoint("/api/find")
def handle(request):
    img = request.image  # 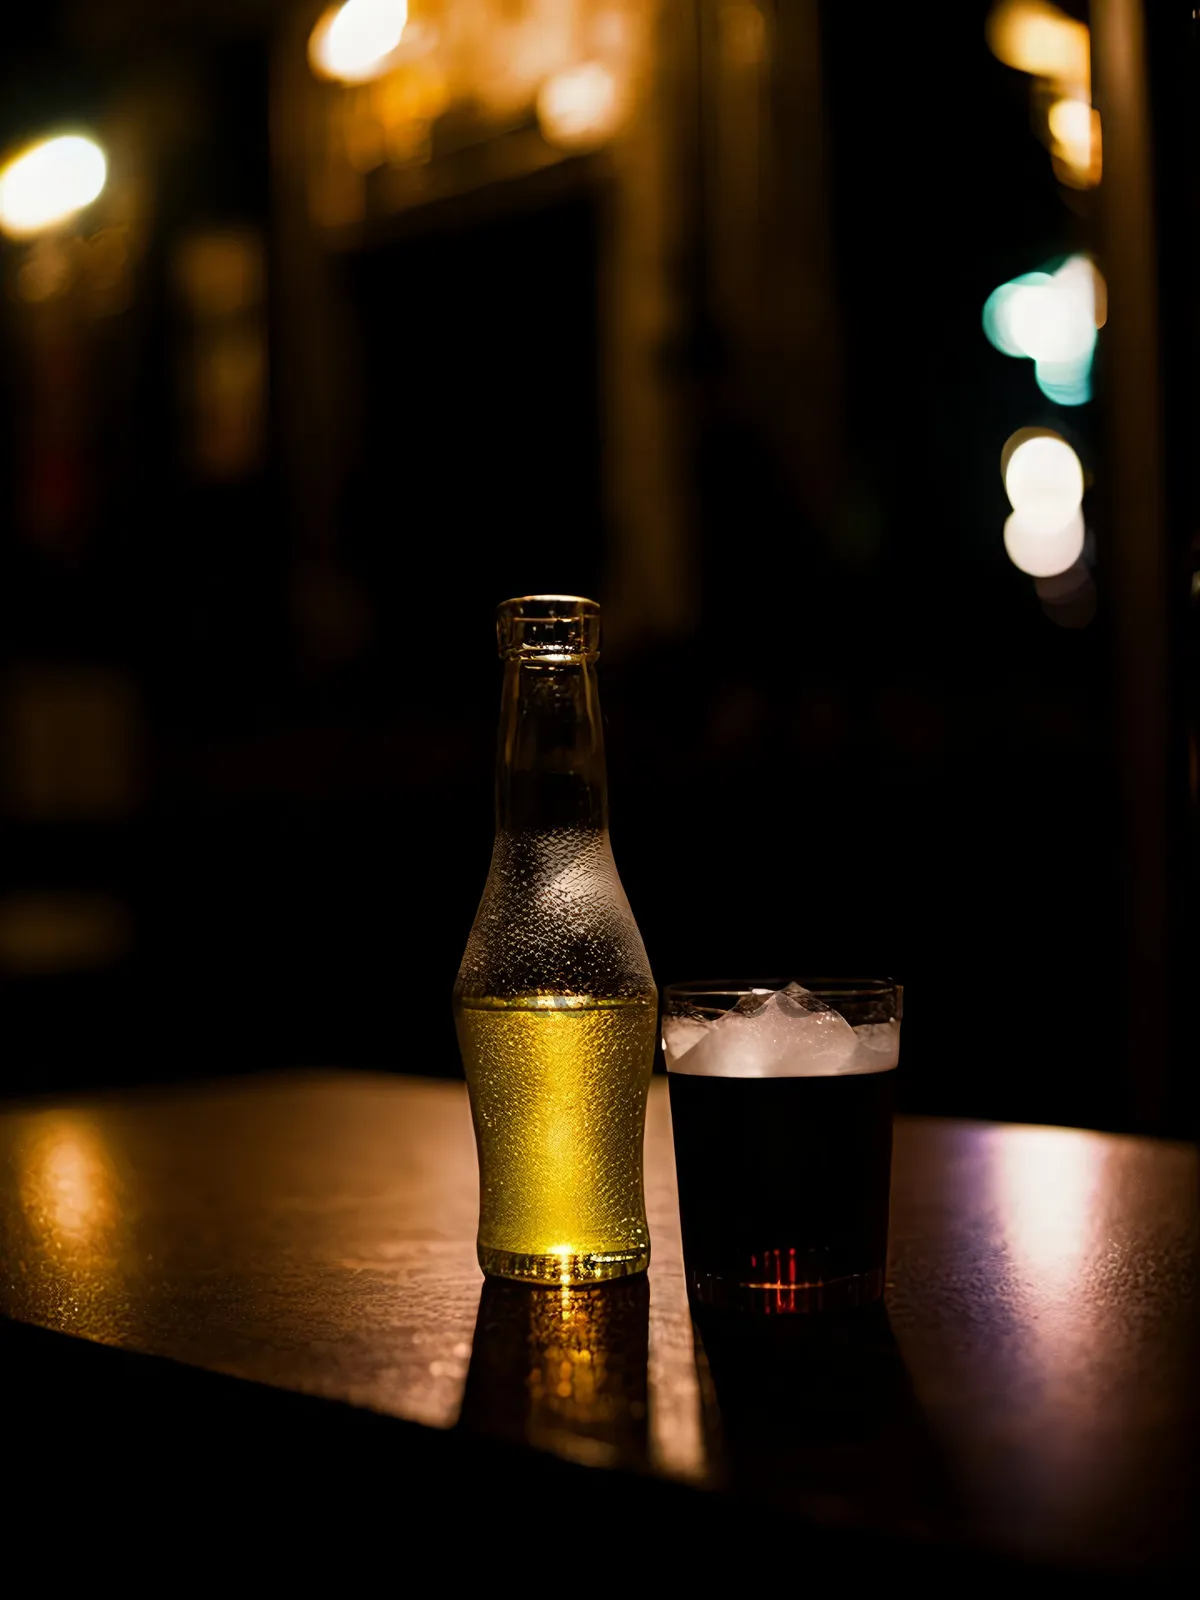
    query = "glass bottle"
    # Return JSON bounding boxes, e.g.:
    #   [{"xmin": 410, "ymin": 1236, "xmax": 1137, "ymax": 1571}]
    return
[{"xmin": 454, "ymin": 595, "xmax": 657, "ymax": 1285}]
